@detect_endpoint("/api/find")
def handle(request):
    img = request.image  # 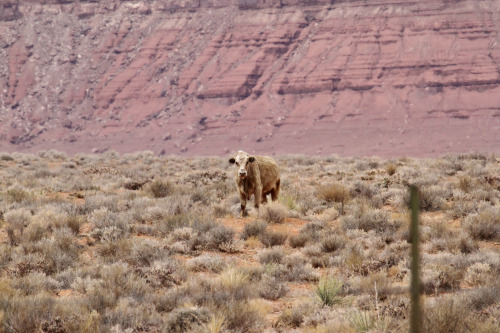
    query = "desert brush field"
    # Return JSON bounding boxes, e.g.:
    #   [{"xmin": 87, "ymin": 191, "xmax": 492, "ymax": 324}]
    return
[{"xmin": 0, "ymin": 150, "xmax": 499, "ymax": 333}]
